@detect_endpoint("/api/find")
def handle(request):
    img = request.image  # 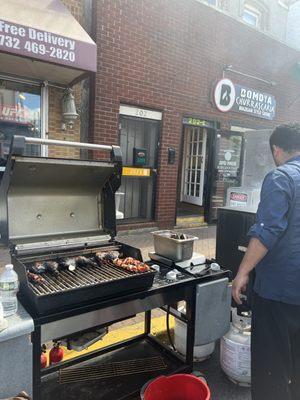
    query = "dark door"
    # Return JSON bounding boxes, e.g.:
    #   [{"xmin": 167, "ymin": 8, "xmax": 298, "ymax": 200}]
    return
[{"xmin": 118, "ymin": 115, "xmax": 159, "ymax": 222}]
